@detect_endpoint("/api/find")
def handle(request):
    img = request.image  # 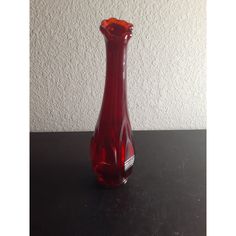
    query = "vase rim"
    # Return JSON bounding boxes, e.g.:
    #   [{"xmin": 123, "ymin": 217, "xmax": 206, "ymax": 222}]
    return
[{"xmin": 100, "ymin": 17, "xmax": 133, "ymax": 41}]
